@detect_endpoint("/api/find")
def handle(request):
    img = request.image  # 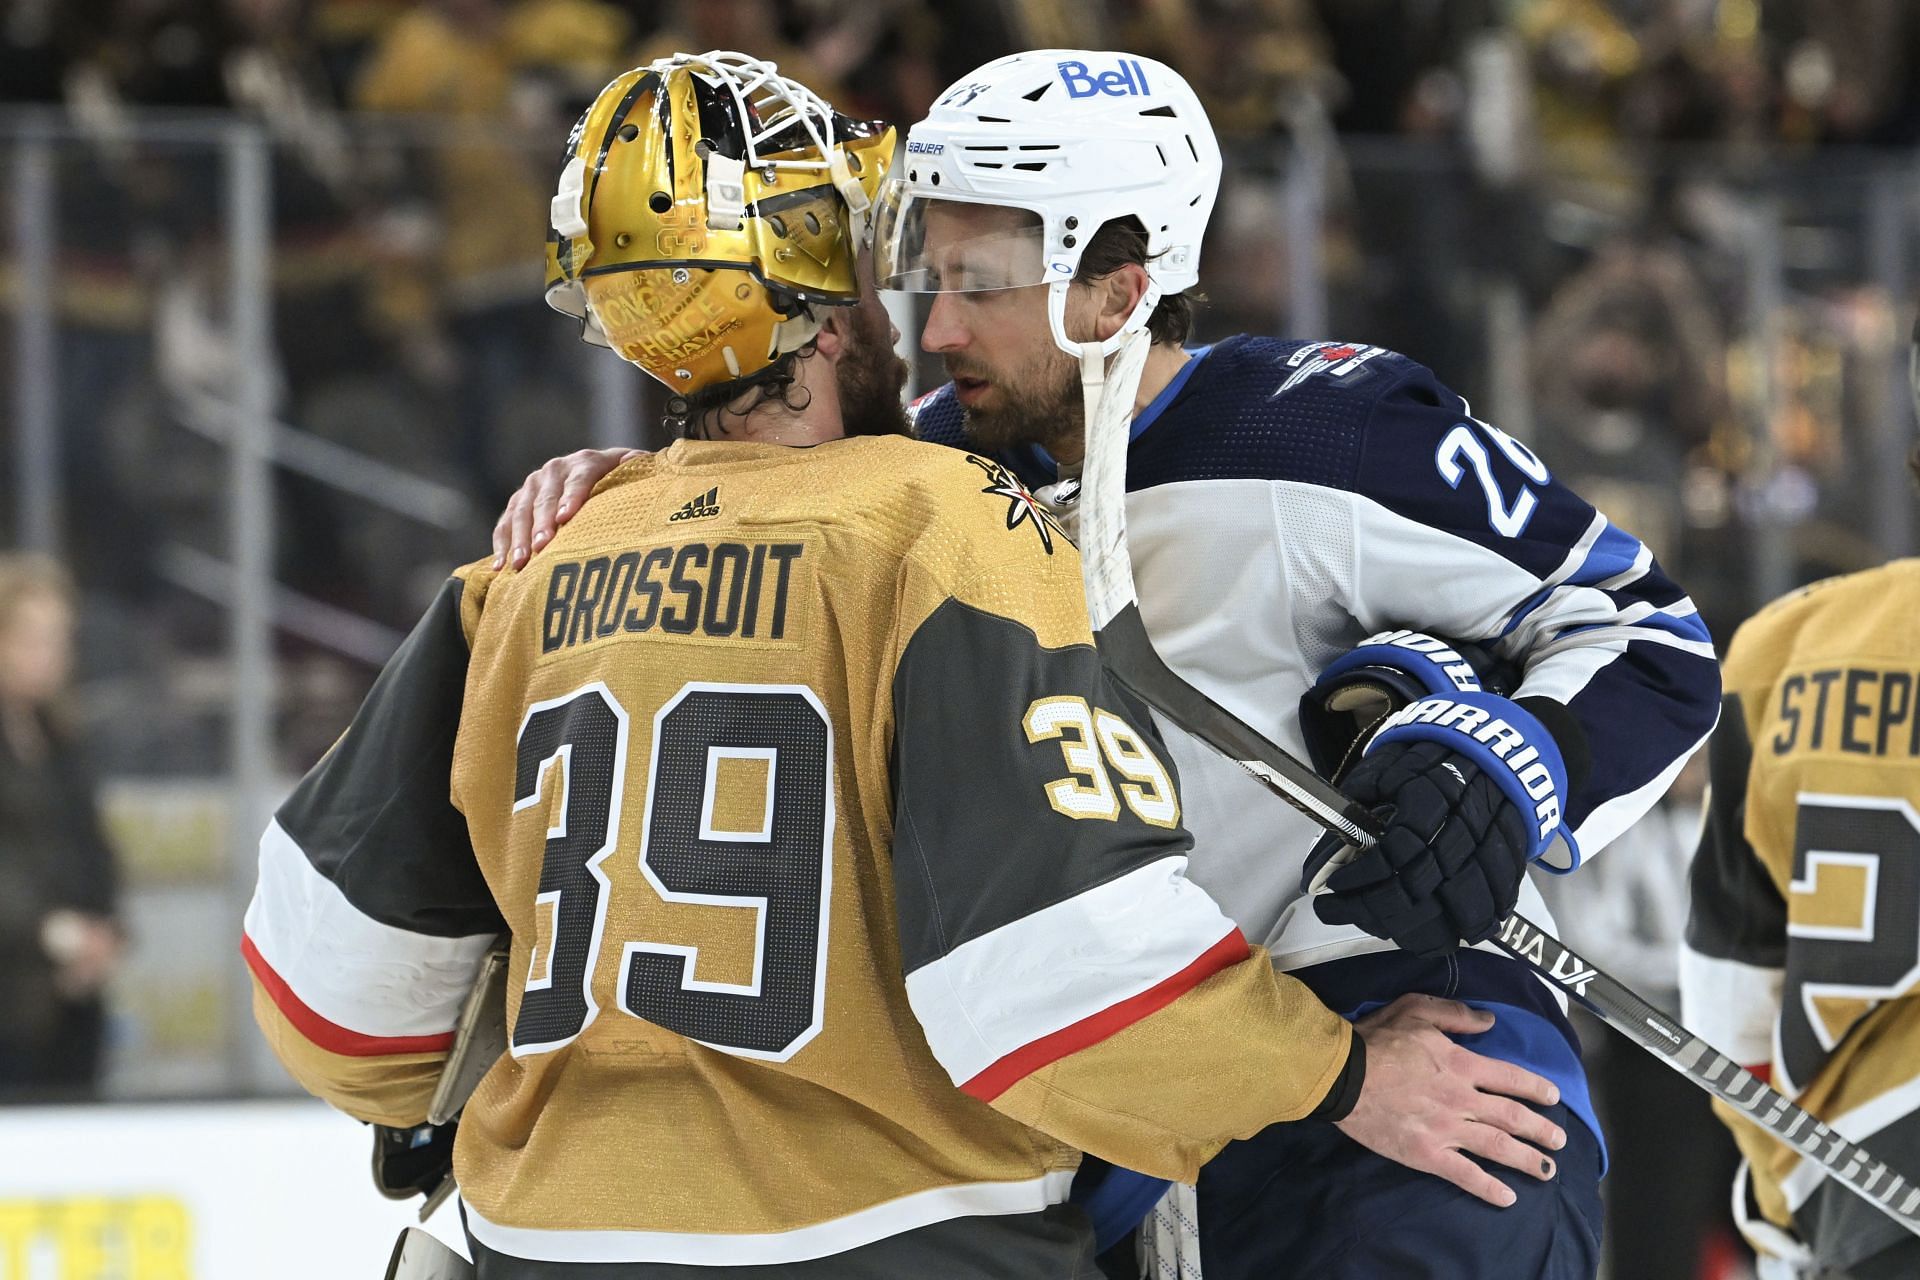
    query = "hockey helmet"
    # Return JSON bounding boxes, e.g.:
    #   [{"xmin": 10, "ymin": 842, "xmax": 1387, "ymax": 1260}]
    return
[
  {"xmin": 545, "ymin": 52, "xmax": 895, "ymax": 392},
  {"xmin": 871, "ymin": 50, "xmax": 1220, "ymax": 357}
]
